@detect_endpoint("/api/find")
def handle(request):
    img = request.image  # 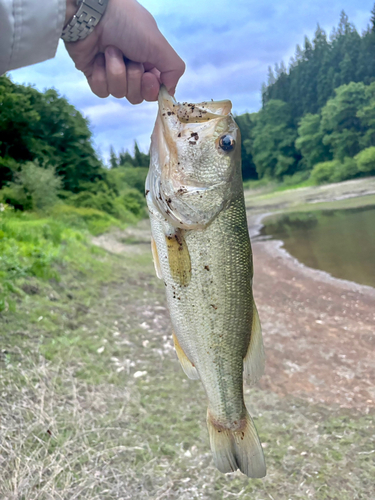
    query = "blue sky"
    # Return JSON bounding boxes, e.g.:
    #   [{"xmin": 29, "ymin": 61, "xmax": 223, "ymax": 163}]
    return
[{"xmin": 9, "ymin": 0, "xmax": 375, "ymax": 163}]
